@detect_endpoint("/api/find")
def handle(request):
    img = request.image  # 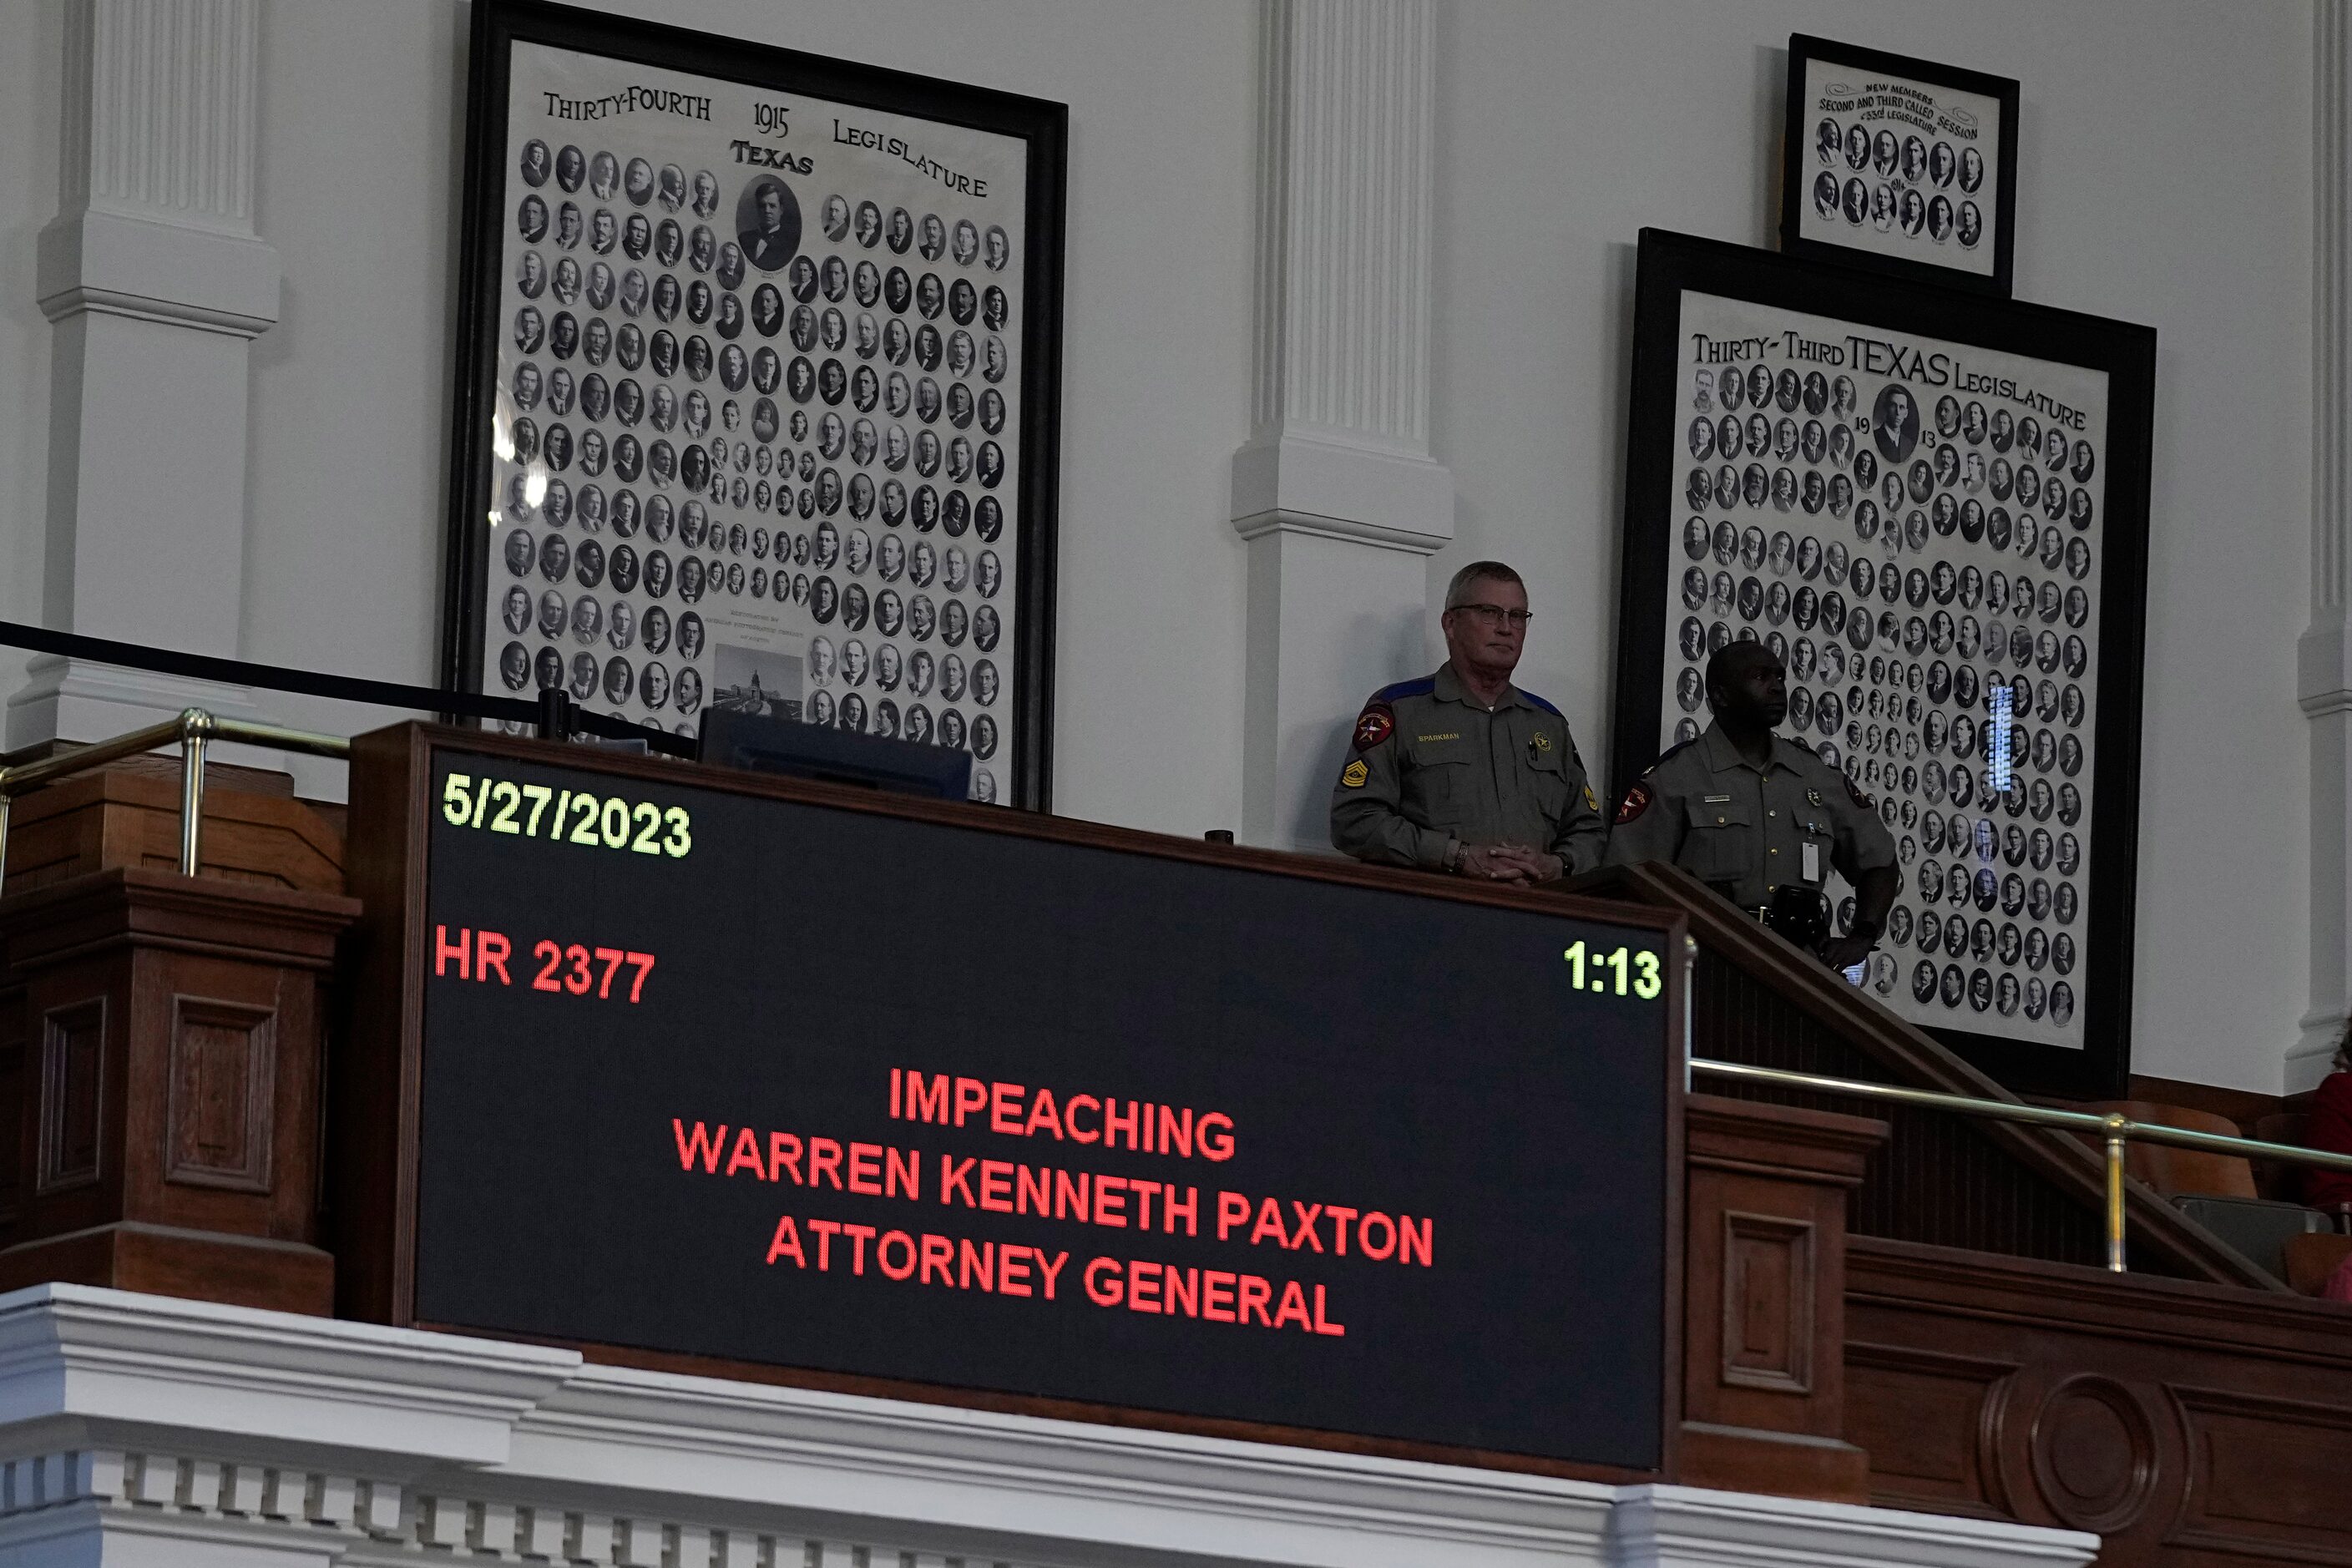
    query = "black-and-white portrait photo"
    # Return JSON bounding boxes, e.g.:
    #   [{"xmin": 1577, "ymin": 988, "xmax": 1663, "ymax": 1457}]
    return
[
  {"xmin": 1783, "ymin": 40, "xmax": 2016, "ymax": 293},
  {"xmin": 464, "ymin": 18, "xmax": 1050, "ymax": 802},
  {"xmin": 1628, "ymin": 234, "xmax": 2147, "ymax": 1089}
]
